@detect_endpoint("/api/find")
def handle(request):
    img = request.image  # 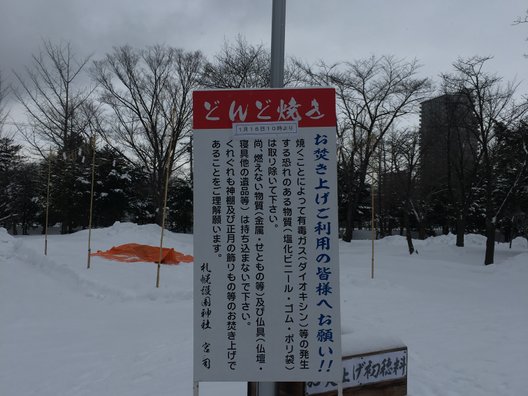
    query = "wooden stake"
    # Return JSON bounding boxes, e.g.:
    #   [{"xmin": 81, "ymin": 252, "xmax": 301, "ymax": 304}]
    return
[
  {"xmin": 44, "ymin": 147, "xmax": 52, "ymax": 255},
  {"xmin": 87, "ymin": 135, "xmax": 96, "ymax": 269},
  {"xmin": 157, "ymin": 135, "xmax": 176, "ymax": 288}
]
